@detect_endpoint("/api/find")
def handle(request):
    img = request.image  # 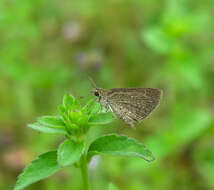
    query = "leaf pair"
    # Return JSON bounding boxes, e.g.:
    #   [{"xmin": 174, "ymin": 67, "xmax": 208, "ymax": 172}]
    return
[{"xmin": 14, "ymin": 134, "xmax": 154, "ymax": 190}]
